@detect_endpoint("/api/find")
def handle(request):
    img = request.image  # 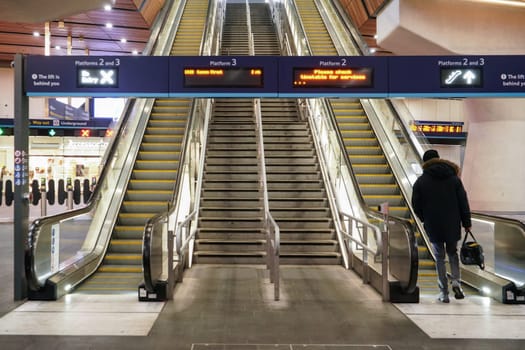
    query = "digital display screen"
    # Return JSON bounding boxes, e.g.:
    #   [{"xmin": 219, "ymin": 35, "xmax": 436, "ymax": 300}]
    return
[
  {"xmin": 77, "ymin": 68, "xmax": 118, "ymax": 88},
  {"xmin": 183, "ymin": 67, "xmax": 263, "ymax": 88},
  {"xmin": 293, "ymin": 67, "xmax": 374, "ymax": 88},
  {"xmin": 440, "ymin": 68, "xmax": 483, "ymax": 88}
]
